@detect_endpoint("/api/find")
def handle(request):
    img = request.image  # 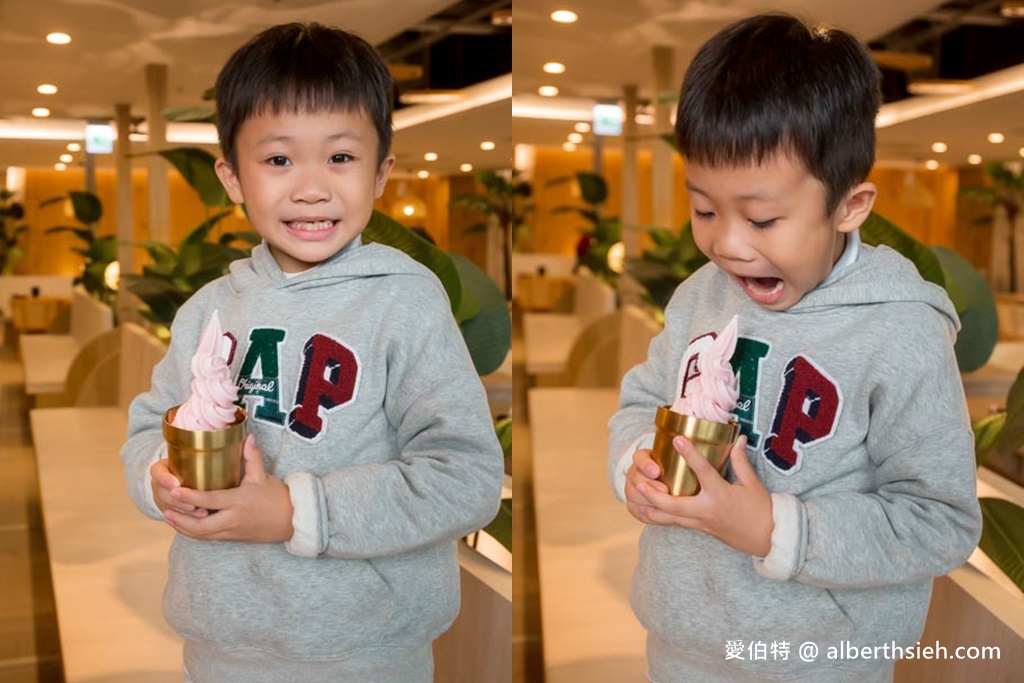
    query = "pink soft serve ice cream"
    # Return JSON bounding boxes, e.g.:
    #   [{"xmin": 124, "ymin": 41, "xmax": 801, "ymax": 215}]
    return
[
  {"xmin": 171, "ymin": 310, "xmax": 239, "ymax": 431},
  {"xmin": 671, "ymin": 315, "xmax": 739, "ymax": 423}
]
